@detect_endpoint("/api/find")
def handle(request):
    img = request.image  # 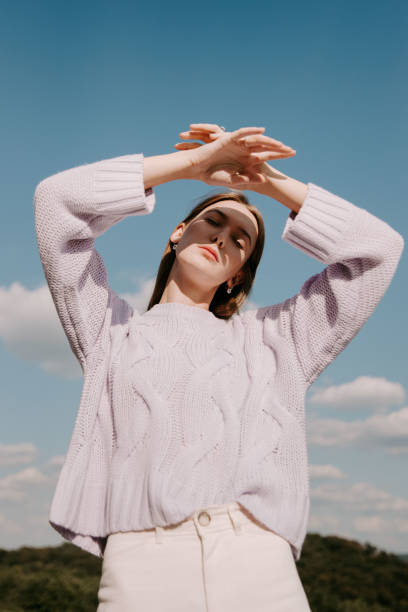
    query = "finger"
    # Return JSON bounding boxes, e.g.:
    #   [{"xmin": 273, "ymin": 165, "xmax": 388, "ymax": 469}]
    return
[
  {"xmin": 179, "ymin": 131, "xmax": 213, "ymax": 143},
  {"xmin": 179, "ymin": 130, "xmax": 212, "ymax": 139},
  {"xmin": 174, "ymin": 142, "xmax": 202, "ymax": 149},
  {"xmin": 189, "ymin": 123, "xmax": 224, "ymax": 132},
  {"xmin": 239, "ymin": 134, "xmax": 285, "ymax": 145},
  {"xmin": 208, "ymin": 132, "xmax": 229, "ymax": 139},
  {"xmin": 242, "ymin": 143, "xmax": 296, "ymax": 153},
  {"xmin": 233, "ymin": 127, "xmax": 265, "ymax": 137},
  {"xmin": 208, "ymin": 127, "xmax": 264, "ymax": 141},
  {"xmin": 237, "ymin": 135, "xmax": 294, "ymax": 151},
  {"xmin": 248, "ymin": 151, "xmax": 297, "ymax": 163}
]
